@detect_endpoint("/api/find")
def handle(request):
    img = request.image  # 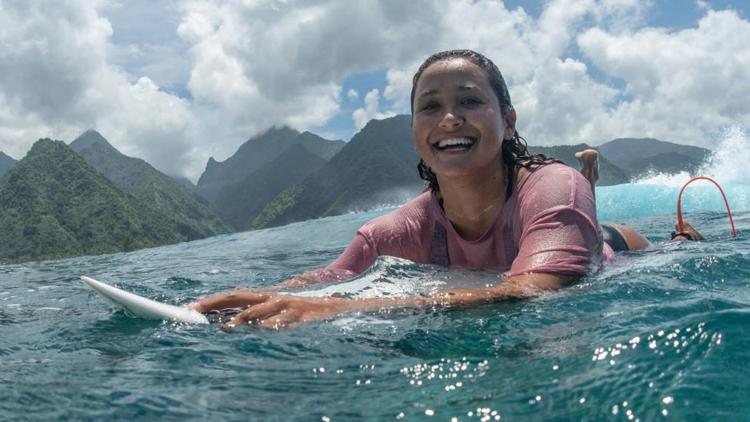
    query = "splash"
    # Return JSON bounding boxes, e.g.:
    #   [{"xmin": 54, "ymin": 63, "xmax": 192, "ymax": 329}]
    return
[
  {"xmin": 632, "ymin": 126, "xmax": 749, "ymax": 187},
  {"xmin": 598, "ymin": 126, "xmax": 750, "ymax": 221},
  {"xmin": 697, "ymin": 126, "xmax": 750, "ymax": 184}
]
